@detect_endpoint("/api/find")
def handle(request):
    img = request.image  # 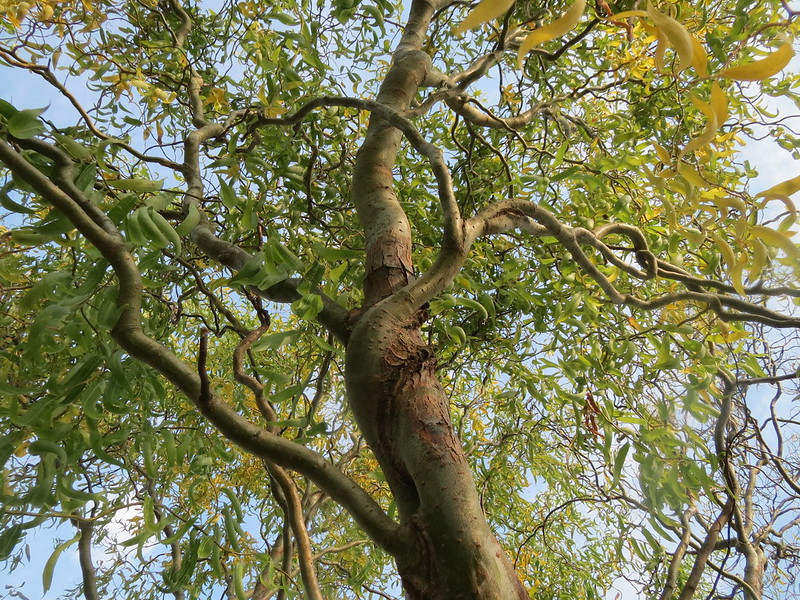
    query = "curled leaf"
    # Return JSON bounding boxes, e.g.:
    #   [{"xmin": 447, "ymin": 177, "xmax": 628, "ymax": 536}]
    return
[
  {"xmin": 710, "ymin": 81, "xmax": 728, "ymax": 127},
  {"xmin": 749, "ymin": 225, "xmax": 800, "ymax": 261},
  {"xmin": 517, "ymin": 0, "xmax": 586, "ymax": 68},
  {"xmin": 606, "ymin": 10, "xmax": 648, "ymax": 19},
  {"xmin": 714, "ymin": 234, "xmax": 746, "ymax": 295},
  {"xmin": 454, "ymin": 0, "xmax": 515, "ymax": 35},
  {"xmin": 756, "ymin": 174, "xmax": 800, "ymax": 200},
  {"xmin": 646, "ymin": 1, "xmax": 693, "ymax": 72},
  {"xmin": 719, "ymin": 38, "xmax": 794, "ymax": 81},
  {"xmin": 682, "ymin": 96, "xmax": 717, "ymax": 155},
  {"xmin": 690, "ymin": 34, "xmax": 708, "ymax": 76},
  {"xmin": 747, "ymin": 238, "xmax": 768, "ymax": 282}
]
